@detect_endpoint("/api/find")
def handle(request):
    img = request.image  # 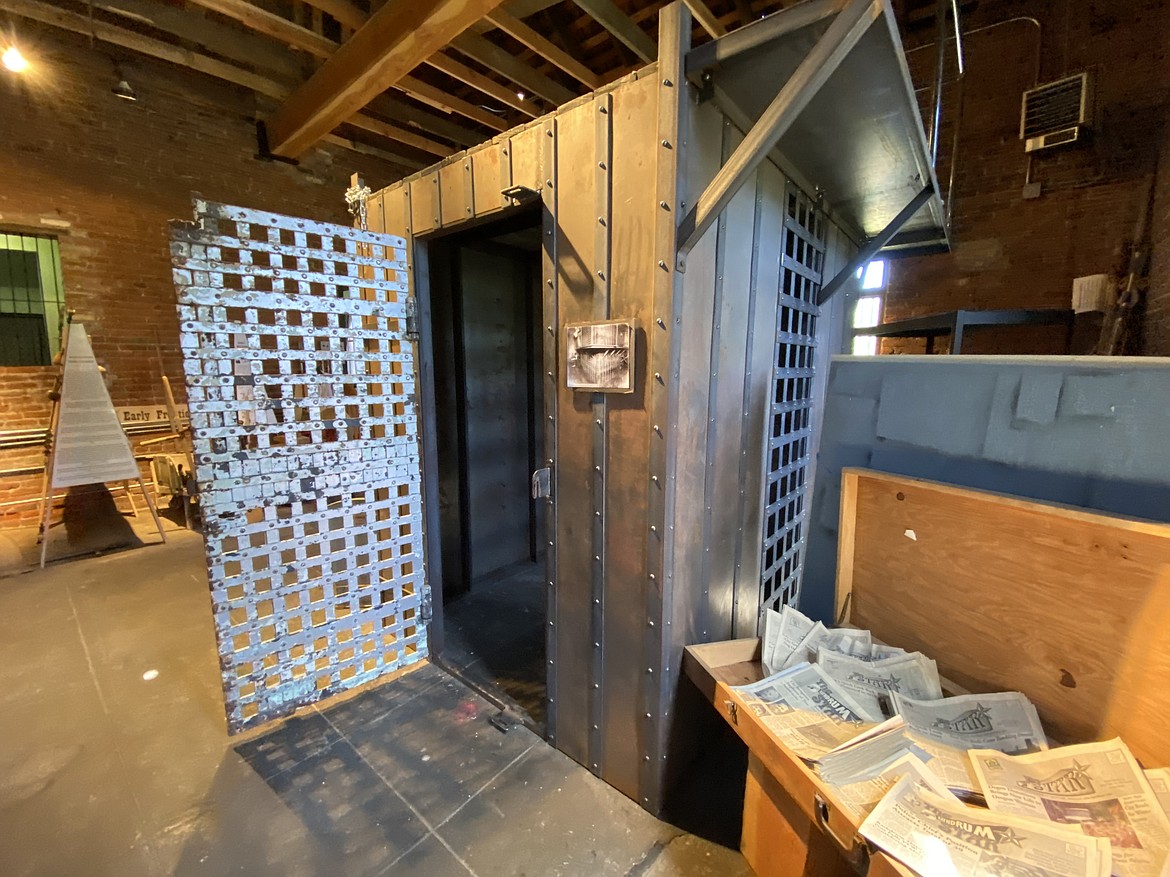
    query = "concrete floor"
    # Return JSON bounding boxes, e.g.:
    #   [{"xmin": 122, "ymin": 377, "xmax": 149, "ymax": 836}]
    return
[
  {"xmin": 442, "ymin": 560, "xmax": 546, "ymax": 730},
  {"xmin": 0, "ymin": 531, "xmax": 751, "ymax": 876}
]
